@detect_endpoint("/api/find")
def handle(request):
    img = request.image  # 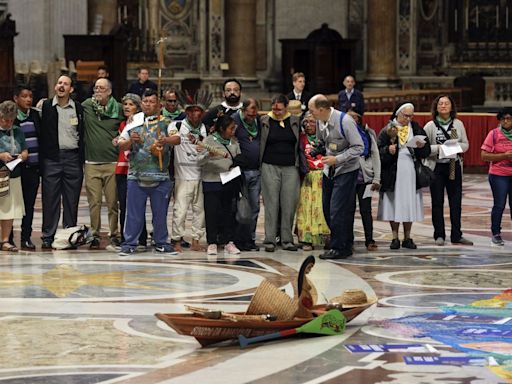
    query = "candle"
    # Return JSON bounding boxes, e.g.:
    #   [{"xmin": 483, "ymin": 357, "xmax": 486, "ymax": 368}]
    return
[
  {"xmin": 118, "ymin": 7, "xmax": 121, "ymax": 24},
  {"xmin": 124, "ymin": 5, "xmax": 127, "ymax": 20},
  {"xmin": 476, "ymin": 6, "xmax": 479, "ymax": 28},
  {"xmin": 455, "ymin": 9, "xmax": 458, "ymax": 32},
  {"xmin": 497, "ymin": 5, "xmax": 499, "ymax": 28},
  {"xmin": 507, "ymin": 7, "xmax": 509, "ymax": 29},
  {"xmin": 465, "ymin": 6, "xmax": 468, "ymax": 30}
]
